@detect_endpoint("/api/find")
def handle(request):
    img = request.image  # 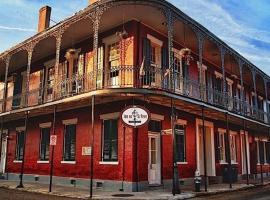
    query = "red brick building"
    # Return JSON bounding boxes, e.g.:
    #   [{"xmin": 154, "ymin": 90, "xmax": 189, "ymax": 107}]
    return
[{"xmin": 0, "ymin": 0, "xmax": 270, "ymax": 192}]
